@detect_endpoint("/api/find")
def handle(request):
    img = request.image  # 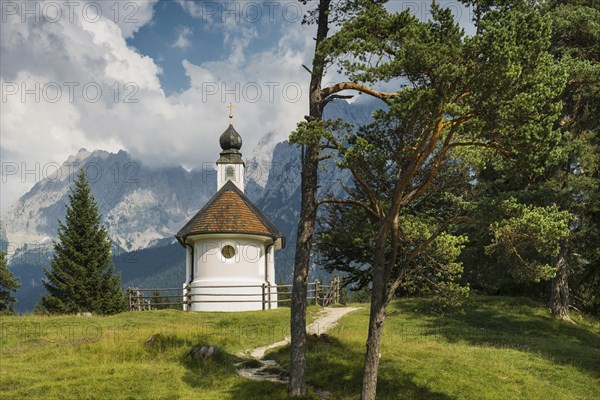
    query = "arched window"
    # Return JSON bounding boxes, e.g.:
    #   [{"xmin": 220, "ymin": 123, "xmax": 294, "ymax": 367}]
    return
[{"xmin": 225, "ymin": 166, "xmax": 235, "ymax": 181}]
